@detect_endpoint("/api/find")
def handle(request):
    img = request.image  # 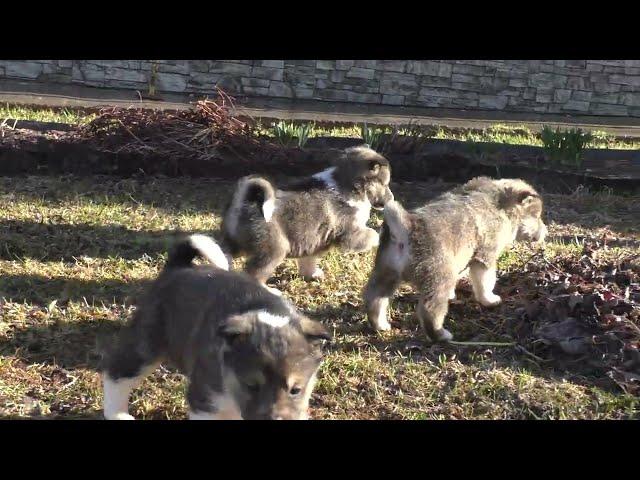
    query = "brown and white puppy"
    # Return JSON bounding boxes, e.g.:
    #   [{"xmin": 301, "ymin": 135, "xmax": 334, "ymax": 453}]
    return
[
  {"xmin": 102, "ymin": 234, "xmax": 331, "ymax": 420},
  {"xmin": 221, "ymin": 145, "xmax": 394, "ymax": 286},
  {"xmin": 363, "ymin": 177, "xmax": 547, "ymax": 342}
]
